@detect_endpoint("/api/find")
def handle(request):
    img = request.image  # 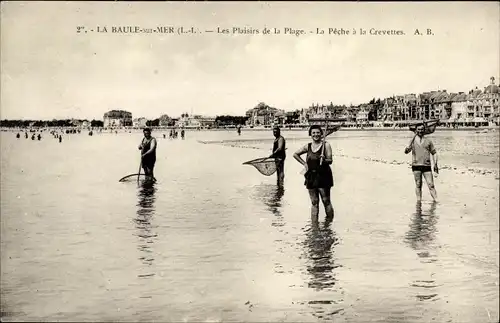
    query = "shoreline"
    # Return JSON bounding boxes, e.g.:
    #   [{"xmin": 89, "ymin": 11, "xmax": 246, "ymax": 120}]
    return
[{"xmin": 1, "ymin": 126, "xmax": 498, "ymax": 132}]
